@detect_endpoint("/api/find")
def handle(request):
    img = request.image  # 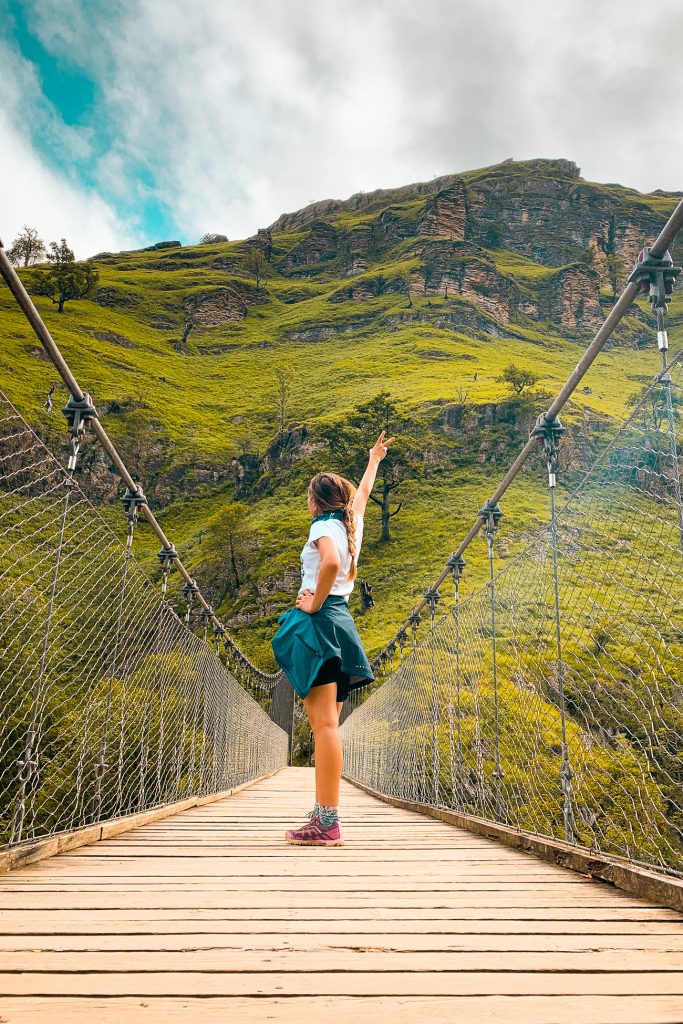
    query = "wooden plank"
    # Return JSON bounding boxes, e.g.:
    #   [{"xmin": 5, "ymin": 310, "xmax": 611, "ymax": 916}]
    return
[
  {"xmin": 2, "ymin": 995, "xmax": 683, "ymax": 1024},
  {"xmin": 3, "ymin": 906, "xmax": 680, "ymax": 925},
  {"xmin": 0, "ymin": 765, "xmax": 681, "ymax": 1022},
  {"xmin": 1, "ymin": 949, "xmax": 682, "ymax": 971},
  {"xmin": 0, "ymin": 768, "xmax": 284, "ymax": 875},
  {"xmin": 0, "ymin": 932, "xmax": 681, "ymax": 952},
  {"xmin": 0, "ymin": 894, "xmax": 660, "ymax": 909},
  {"xmin": 344, "ymin": 775, "xmax": 683, "ymax": 912},
  {"xmin": 1, "ymin": 971, "xmax": 682, "ymax": 997},
  {"xmin": 1, "ymin": 918, "xmax": 681, "ymax": 936}
]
